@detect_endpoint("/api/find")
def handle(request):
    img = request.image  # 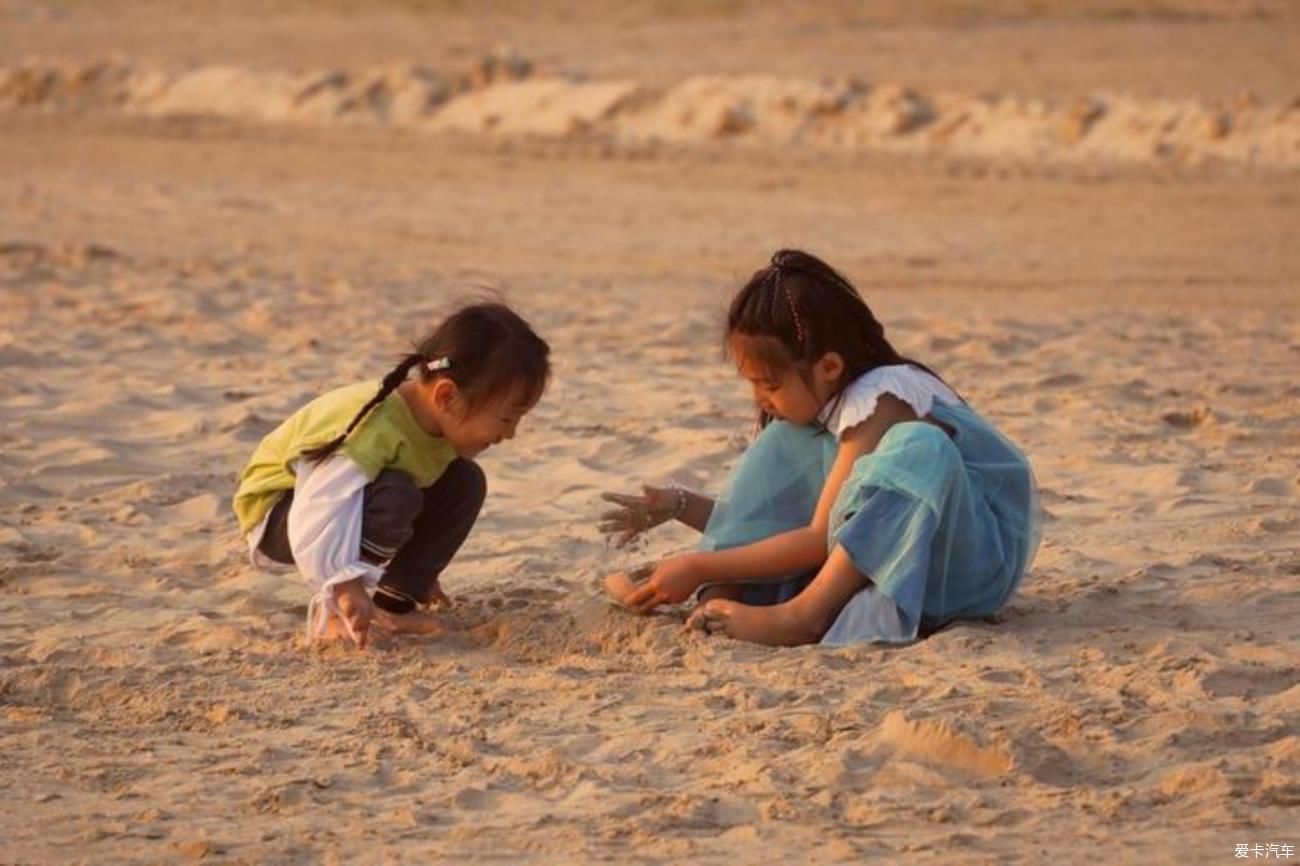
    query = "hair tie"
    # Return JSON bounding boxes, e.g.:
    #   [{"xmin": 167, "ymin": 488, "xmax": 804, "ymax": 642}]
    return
[{"xmin": 424, "ymin": 357, "xmax": 452, "ymax": 372}]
